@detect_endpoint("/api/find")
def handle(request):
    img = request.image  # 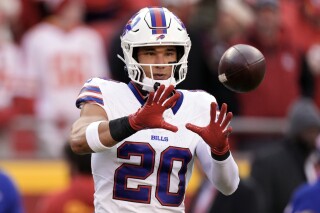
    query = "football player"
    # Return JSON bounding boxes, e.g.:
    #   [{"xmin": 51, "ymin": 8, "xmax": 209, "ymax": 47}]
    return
[
  {"xmin": 69, "ymin": 7, "xmax": 239, "ymax": 212},
  {"xmin": 21, "ymin": 0, "xmax": 109, "ymax": 157}
]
